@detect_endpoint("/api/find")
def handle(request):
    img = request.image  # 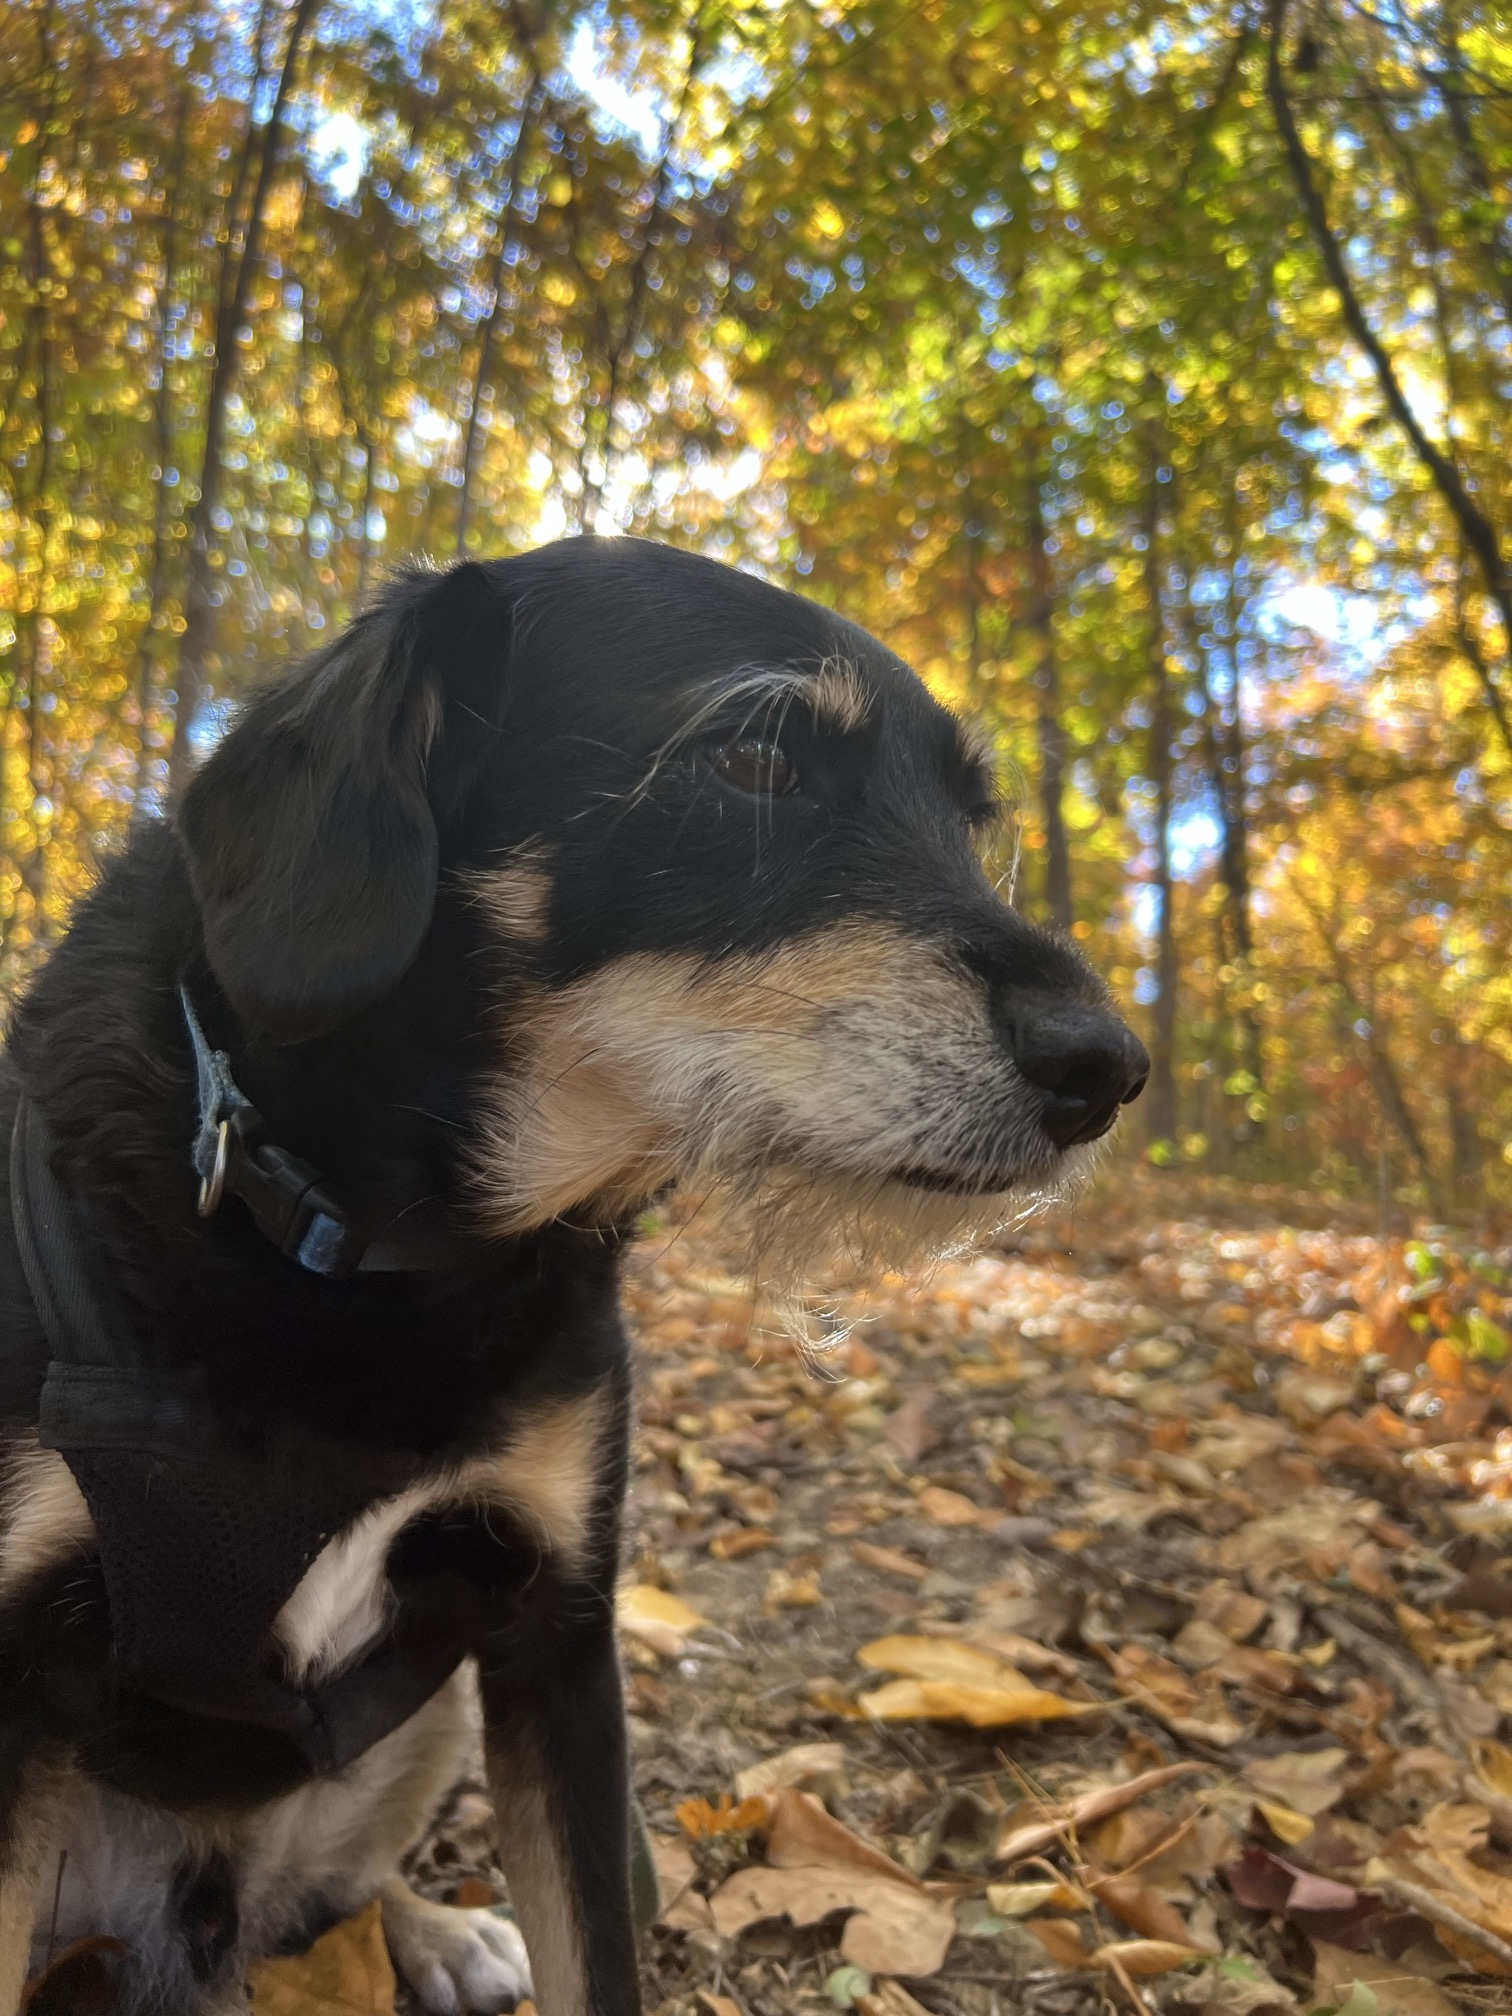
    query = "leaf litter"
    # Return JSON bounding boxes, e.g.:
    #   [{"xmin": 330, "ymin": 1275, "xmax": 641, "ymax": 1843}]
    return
[{"xmin": 40, "ymin": 1177, "xmax": 1512, "ymax": 2014}]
